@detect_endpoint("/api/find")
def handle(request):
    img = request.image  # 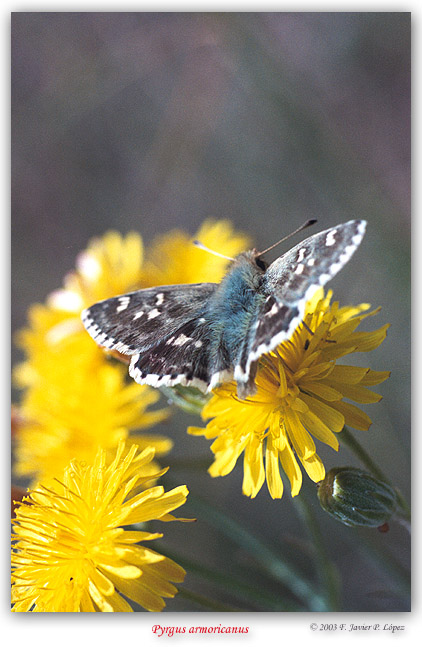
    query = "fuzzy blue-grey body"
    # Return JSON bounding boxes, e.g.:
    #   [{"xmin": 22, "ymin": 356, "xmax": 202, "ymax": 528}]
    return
[
  {"xmin": 207, "ymin": 252, "xmax": 265, "ymax": 353},
  {"xmin": 82, "ymin": 220, "xmax": 366, "ymax": 398}
]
